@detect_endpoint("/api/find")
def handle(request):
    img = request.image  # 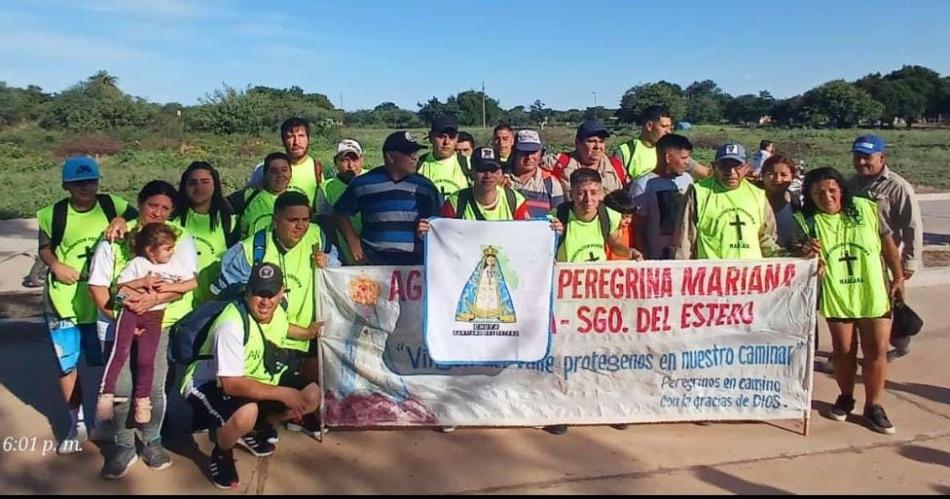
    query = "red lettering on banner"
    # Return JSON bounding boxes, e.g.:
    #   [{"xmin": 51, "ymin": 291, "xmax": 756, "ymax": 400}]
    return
[
  {"xmin": 389, "ymin": 271, "xmax": 405, "ymax": 301},
  {"xmin": 577, "ymin": 306, "xmax": 592, "ymax": 333},
  {"xmin": 725, "ymin": 267, "xmax": 741, "ymax": 295},
  {"xmin": 748, "ymin": 265, "xmax": 763, "ymax": 294},
  {"xmin": 765, "ymin": 264, "xmax": 781, "ymax": 291},
  {"xmin": 572, "ymin": 269, "xmax": 583, "ymax": 298},
  {"xmin": 680, "ymin": 302, "xmax": 755, "ymax": 329},
  {"xmin": 407, "ymin": 270, "xmax": 422, "ymax": 301},
  {"xmin": 585, "ymin": 269, "xmax": 598, "ymax": 298},
  {"xmin": 783, "ymin": 264, "xmax": 797, "ymax": 287},
  {"xmin": 637, "ymin": 306, "xmax": 671, "ymax": 333},
  {"xmin": 707, "ymin": 267, "xmax": 723, "ymax": 296},
  {"xmin": 599, "ymin": 268, "xmax": 610, "ymax": 298},
  {"xmin": 557, "ymin": 269, "xmax": 572, "ymax": 299},
  {"xmin": 682, "ymin": 266, "xmax": 706, "ymax": 296}
]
